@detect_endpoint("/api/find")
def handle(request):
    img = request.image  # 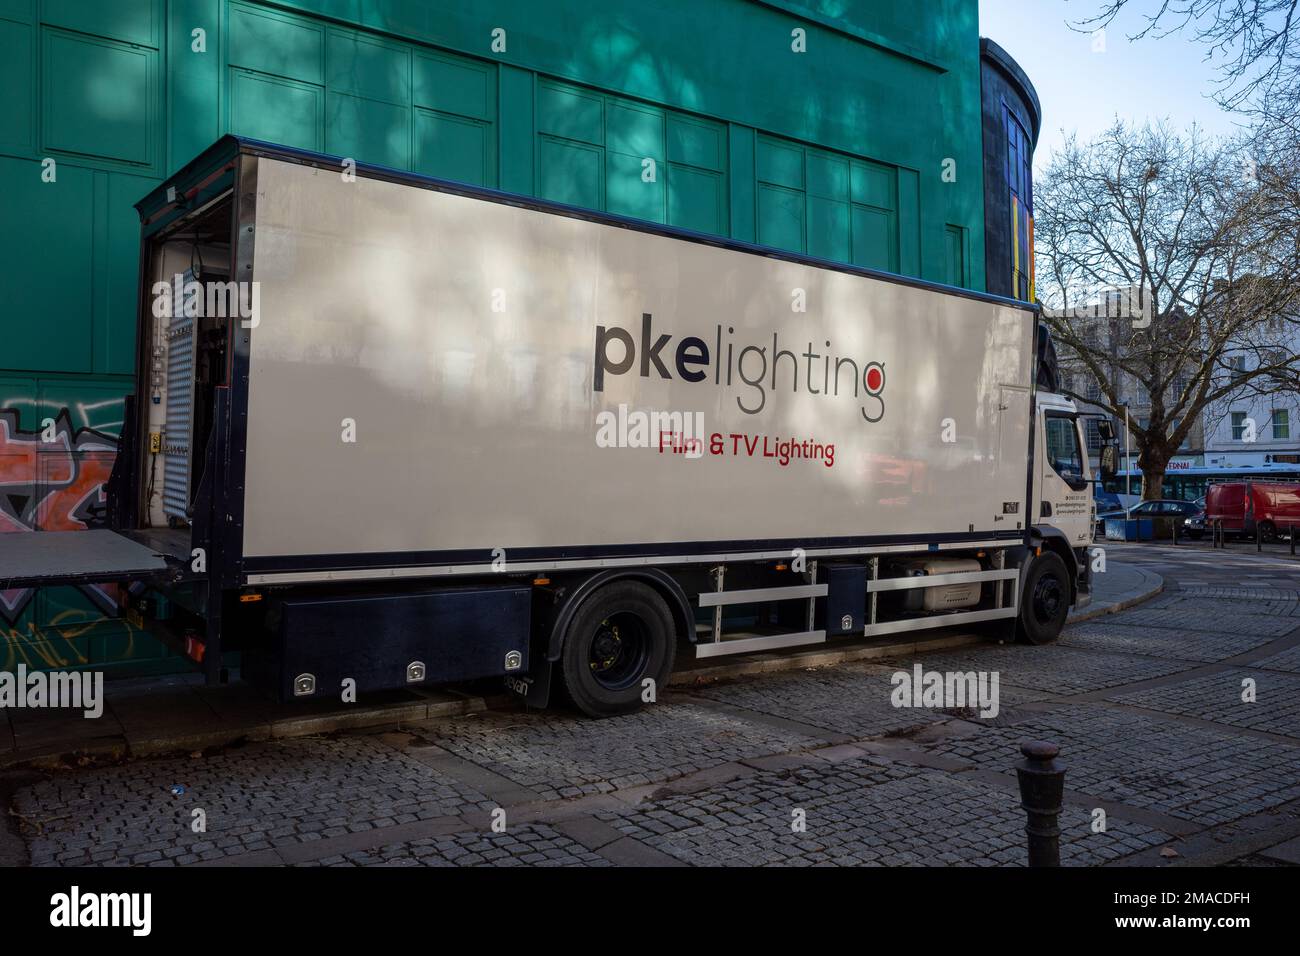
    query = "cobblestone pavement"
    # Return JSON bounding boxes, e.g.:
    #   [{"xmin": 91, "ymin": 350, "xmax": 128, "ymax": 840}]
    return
[{"xmin": 7, "ymin": 543, "xmax": 1300, "ymax": 867}]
